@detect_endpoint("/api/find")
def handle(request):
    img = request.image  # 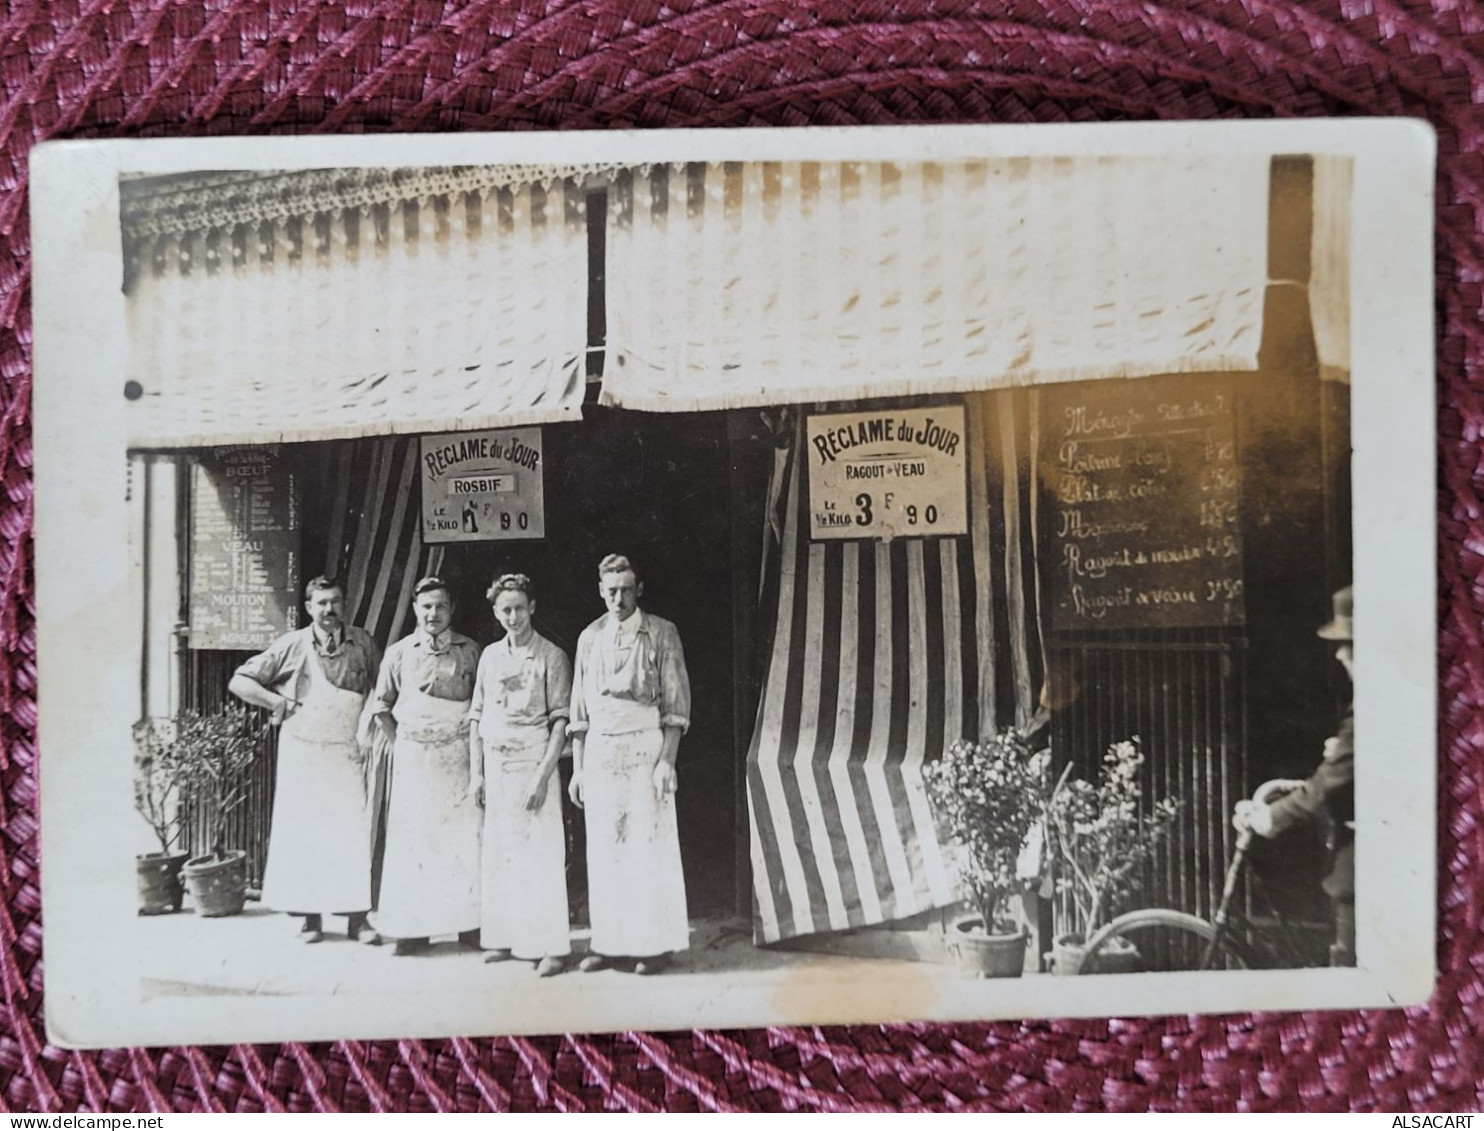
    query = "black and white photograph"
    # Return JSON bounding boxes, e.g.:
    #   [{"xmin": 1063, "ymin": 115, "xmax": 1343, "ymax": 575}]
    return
[{"xmin": 30, "ymin": 122, "xmax": 1436, "ymax": 1047}]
